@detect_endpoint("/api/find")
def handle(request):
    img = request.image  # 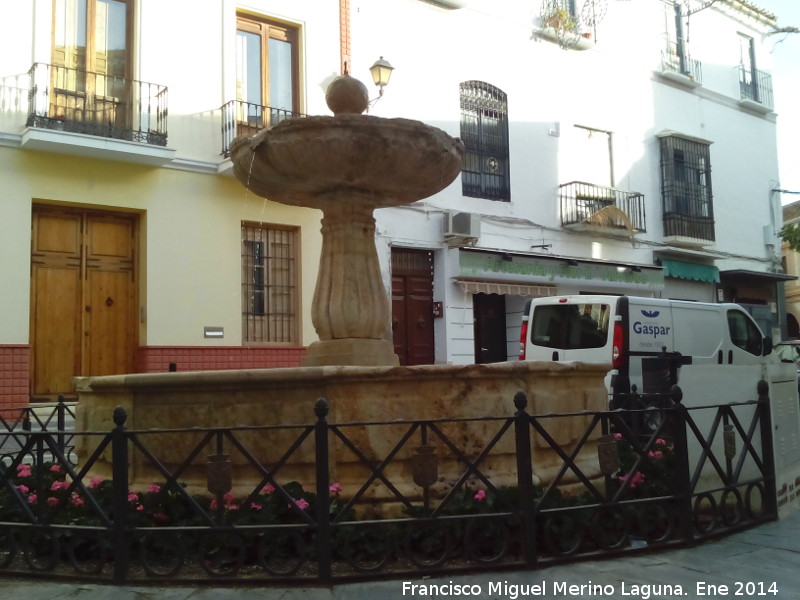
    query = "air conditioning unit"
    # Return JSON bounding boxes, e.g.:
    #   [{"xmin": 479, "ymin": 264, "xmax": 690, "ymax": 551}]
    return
[{"xmin": 444, "ymin": 211, "xmax": 480, "ymax": 247}]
